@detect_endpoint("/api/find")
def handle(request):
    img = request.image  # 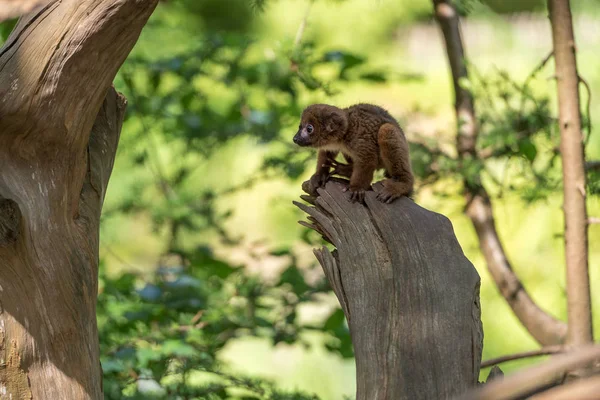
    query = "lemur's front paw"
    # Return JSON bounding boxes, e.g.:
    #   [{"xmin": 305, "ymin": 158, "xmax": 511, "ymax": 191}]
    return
[
  {"xmin": 343, "ymin": 185, "xmax": 367, "ymax": 203},
  {"xmin": 308, "ymin": 171, "xmax": 329, "ymax": 195},
  {"xmin": 328, "ymin": 159, "xmax": 353, "ymax": 179}
]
